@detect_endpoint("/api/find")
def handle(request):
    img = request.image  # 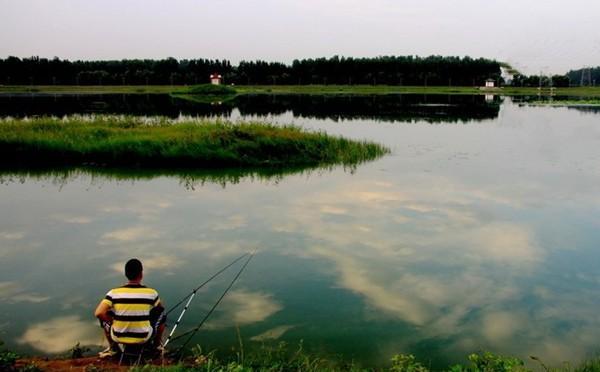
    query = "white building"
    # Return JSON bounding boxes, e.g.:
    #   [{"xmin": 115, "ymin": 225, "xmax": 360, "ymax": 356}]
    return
[
  {"xmin": 210, "ymin": 73, "xmax": 222, "ymax": 85},
  {"xmin": 485, "ymin": 79, "xmax": 495, "ymax": 88}
]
